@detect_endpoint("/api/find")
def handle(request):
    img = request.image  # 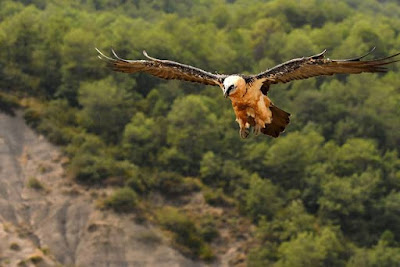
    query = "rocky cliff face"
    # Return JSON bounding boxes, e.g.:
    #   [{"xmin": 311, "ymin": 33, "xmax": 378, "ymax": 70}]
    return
[{"xmin": 0, "ymin": 112, "xmax": 206, "ymax": 267}]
